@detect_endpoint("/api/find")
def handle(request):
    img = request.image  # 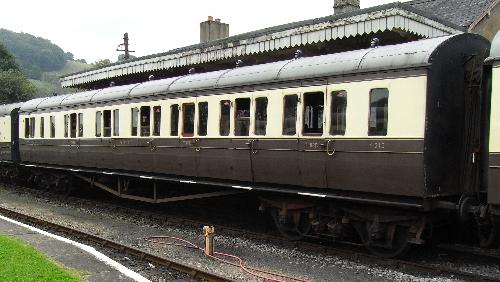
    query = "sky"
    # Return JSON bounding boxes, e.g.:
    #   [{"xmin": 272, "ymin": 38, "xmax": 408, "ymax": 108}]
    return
[{"xmin": 0, "ymin": 0, "xmax": 408, "ymax": 63}]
